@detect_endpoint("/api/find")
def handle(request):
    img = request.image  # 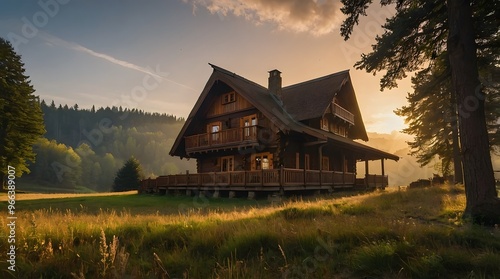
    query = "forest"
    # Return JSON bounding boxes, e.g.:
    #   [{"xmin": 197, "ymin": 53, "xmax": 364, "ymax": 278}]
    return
[{"xmin": 20, "ymin": 100, "xmax": 196, "ymax": 192}]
